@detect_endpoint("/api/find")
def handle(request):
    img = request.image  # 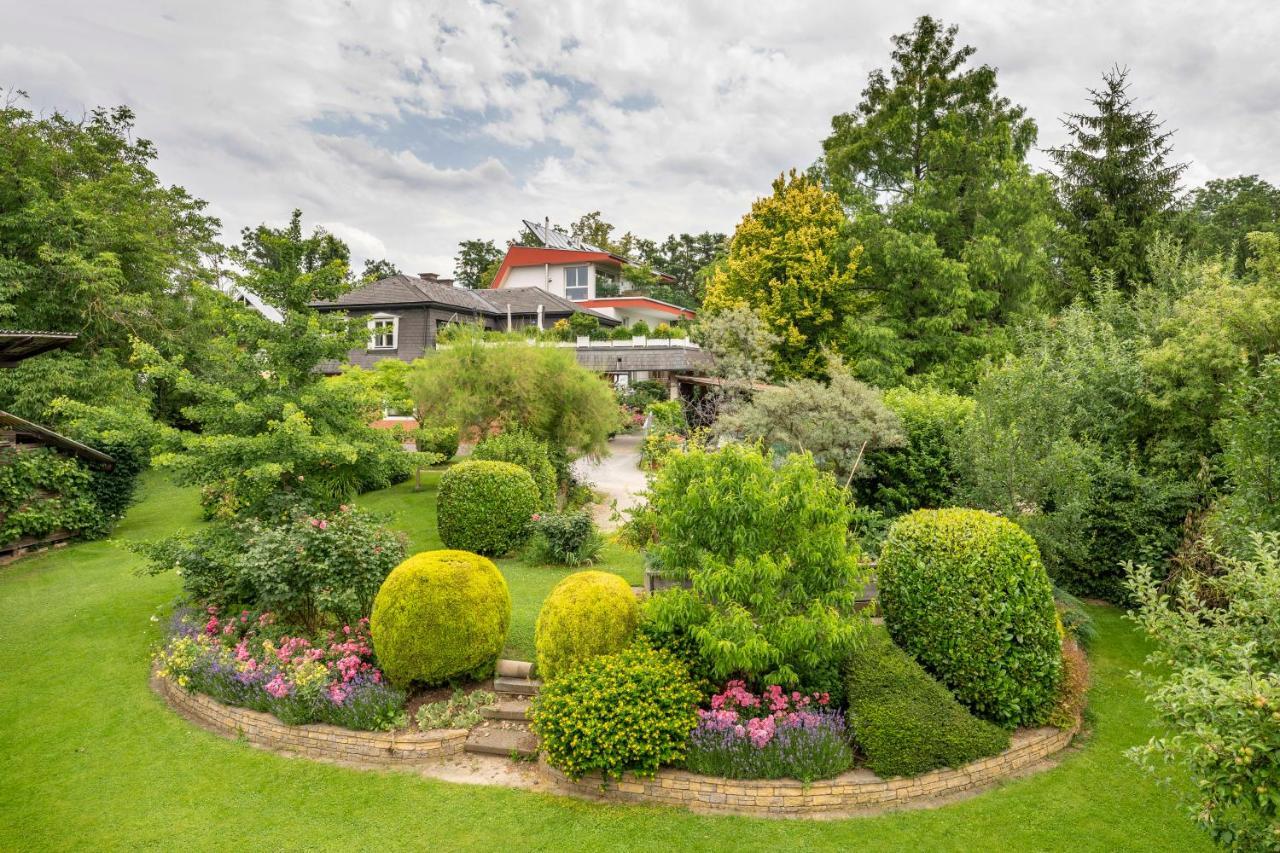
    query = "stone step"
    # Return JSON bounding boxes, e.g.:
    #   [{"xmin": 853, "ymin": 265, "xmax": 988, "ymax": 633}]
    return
[
  {"xmin": 480, "ymin": 700, "xmax": 531, "ymax": 722},
  {"xmin": 463, "ymin": 722, "xmax": 539, "ymax": 758},
  {"xmin": 495, "ymin": 659, "xmax": 533, "ymax": 679},
  {"xmin": 493, "ymin": 675, "xmax": 541, "ymax": 698}
]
